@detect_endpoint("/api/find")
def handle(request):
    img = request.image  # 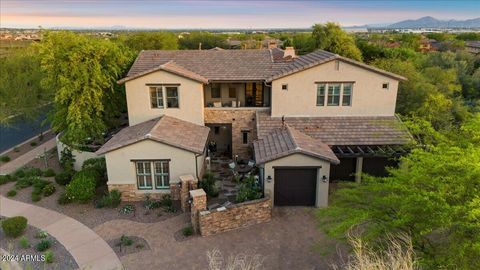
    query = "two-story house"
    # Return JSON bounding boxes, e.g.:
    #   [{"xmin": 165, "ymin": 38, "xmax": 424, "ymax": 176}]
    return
[{"xmin": 96, "ymin": 47, "xmax": 411, "ymax": 207}]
